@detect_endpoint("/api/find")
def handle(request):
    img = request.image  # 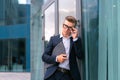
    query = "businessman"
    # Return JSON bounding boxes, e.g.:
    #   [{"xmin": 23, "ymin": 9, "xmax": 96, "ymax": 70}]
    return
[{"xmin": 42, "ymin": 16, "xmax": 83, "ymax": 80}]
